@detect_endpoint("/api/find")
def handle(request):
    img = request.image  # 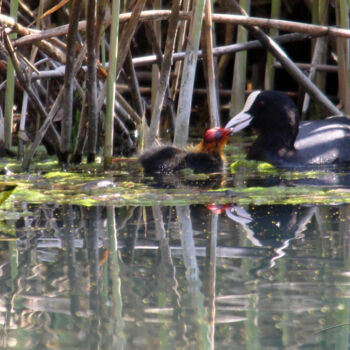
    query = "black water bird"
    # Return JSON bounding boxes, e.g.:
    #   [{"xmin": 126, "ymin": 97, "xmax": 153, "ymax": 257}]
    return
[{"xmin": 225, "ymin": 90, "xmax": 350, "ymax": 169}]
